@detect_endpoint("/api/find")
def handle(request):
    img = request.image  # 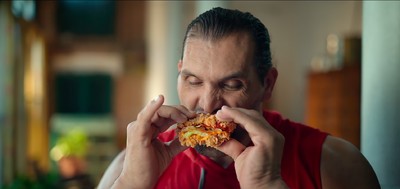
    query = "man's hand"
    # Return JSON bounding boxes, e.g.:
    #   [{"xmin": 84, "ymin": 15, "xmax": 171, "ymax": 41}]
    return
[
  {"xmin": 112, "ymin": 95, "xmax": 195, "ymax": 189},
  {"xmin": 215, "ymin": 106, "xmax": 289, "ymax": 189}
]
